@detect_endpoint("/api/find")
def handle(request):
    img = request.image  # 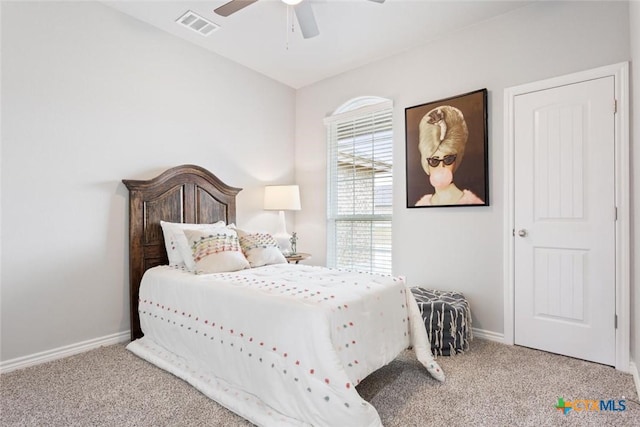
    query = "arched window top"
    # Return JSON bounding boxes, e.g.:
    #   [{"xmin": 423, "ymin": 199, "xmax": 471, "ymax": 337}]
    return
[
  {"xmin": 332, "ymin": 96, "xmax": 391, "ymax": 115},
  {"xmin": 325, "ymin": 96, "xmax": 393, "ymax": 125}
]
